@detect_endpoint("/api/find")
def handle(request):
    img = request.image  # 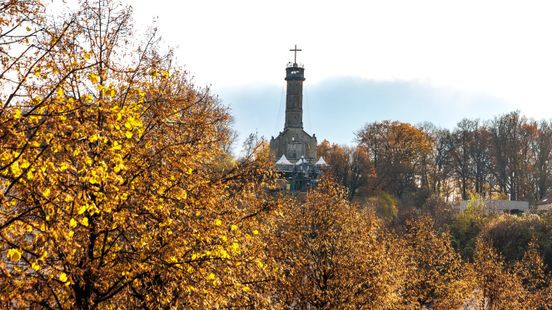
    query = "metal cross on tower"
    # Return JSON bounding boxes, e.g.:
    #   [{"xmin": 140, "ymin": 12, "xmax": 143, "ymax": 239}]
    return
[{"xmin": 289, "ymin": 44, "xmax": 302, "ymax": 64}]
